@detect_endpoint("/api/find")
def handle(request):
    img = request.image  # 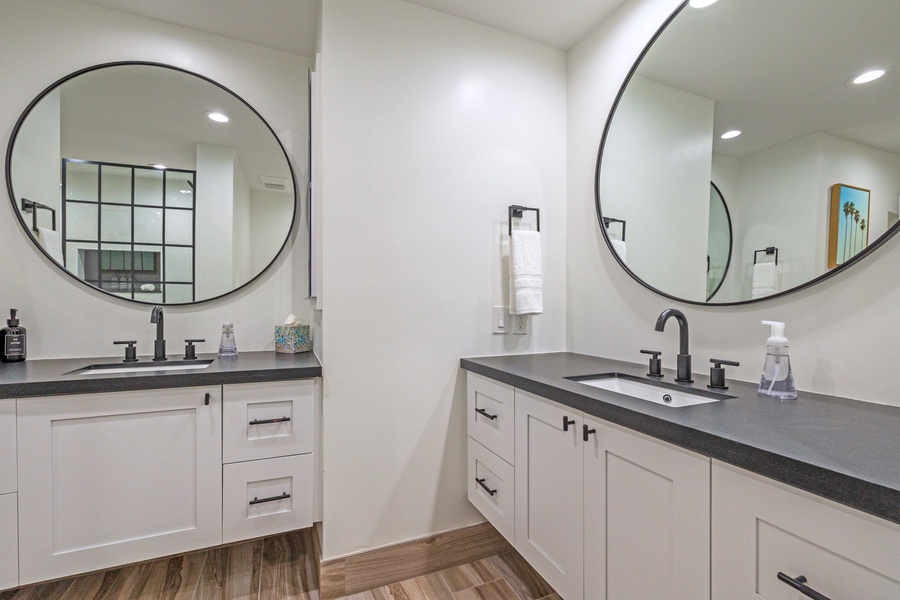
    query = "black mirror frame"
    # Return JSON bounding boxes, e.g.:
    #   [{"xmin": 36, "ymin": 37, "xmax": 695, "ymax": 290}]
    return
[
  {"xmin": 5, "ymin": 60, "xmax": 298, "ymax": 306},
  {"xmin": 706, "ymin": 181, "xmax": 732, "ymax": 302},
  {"xmin": 594, "ymin": 0, "xmax": 900, "ymax": 306}
]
